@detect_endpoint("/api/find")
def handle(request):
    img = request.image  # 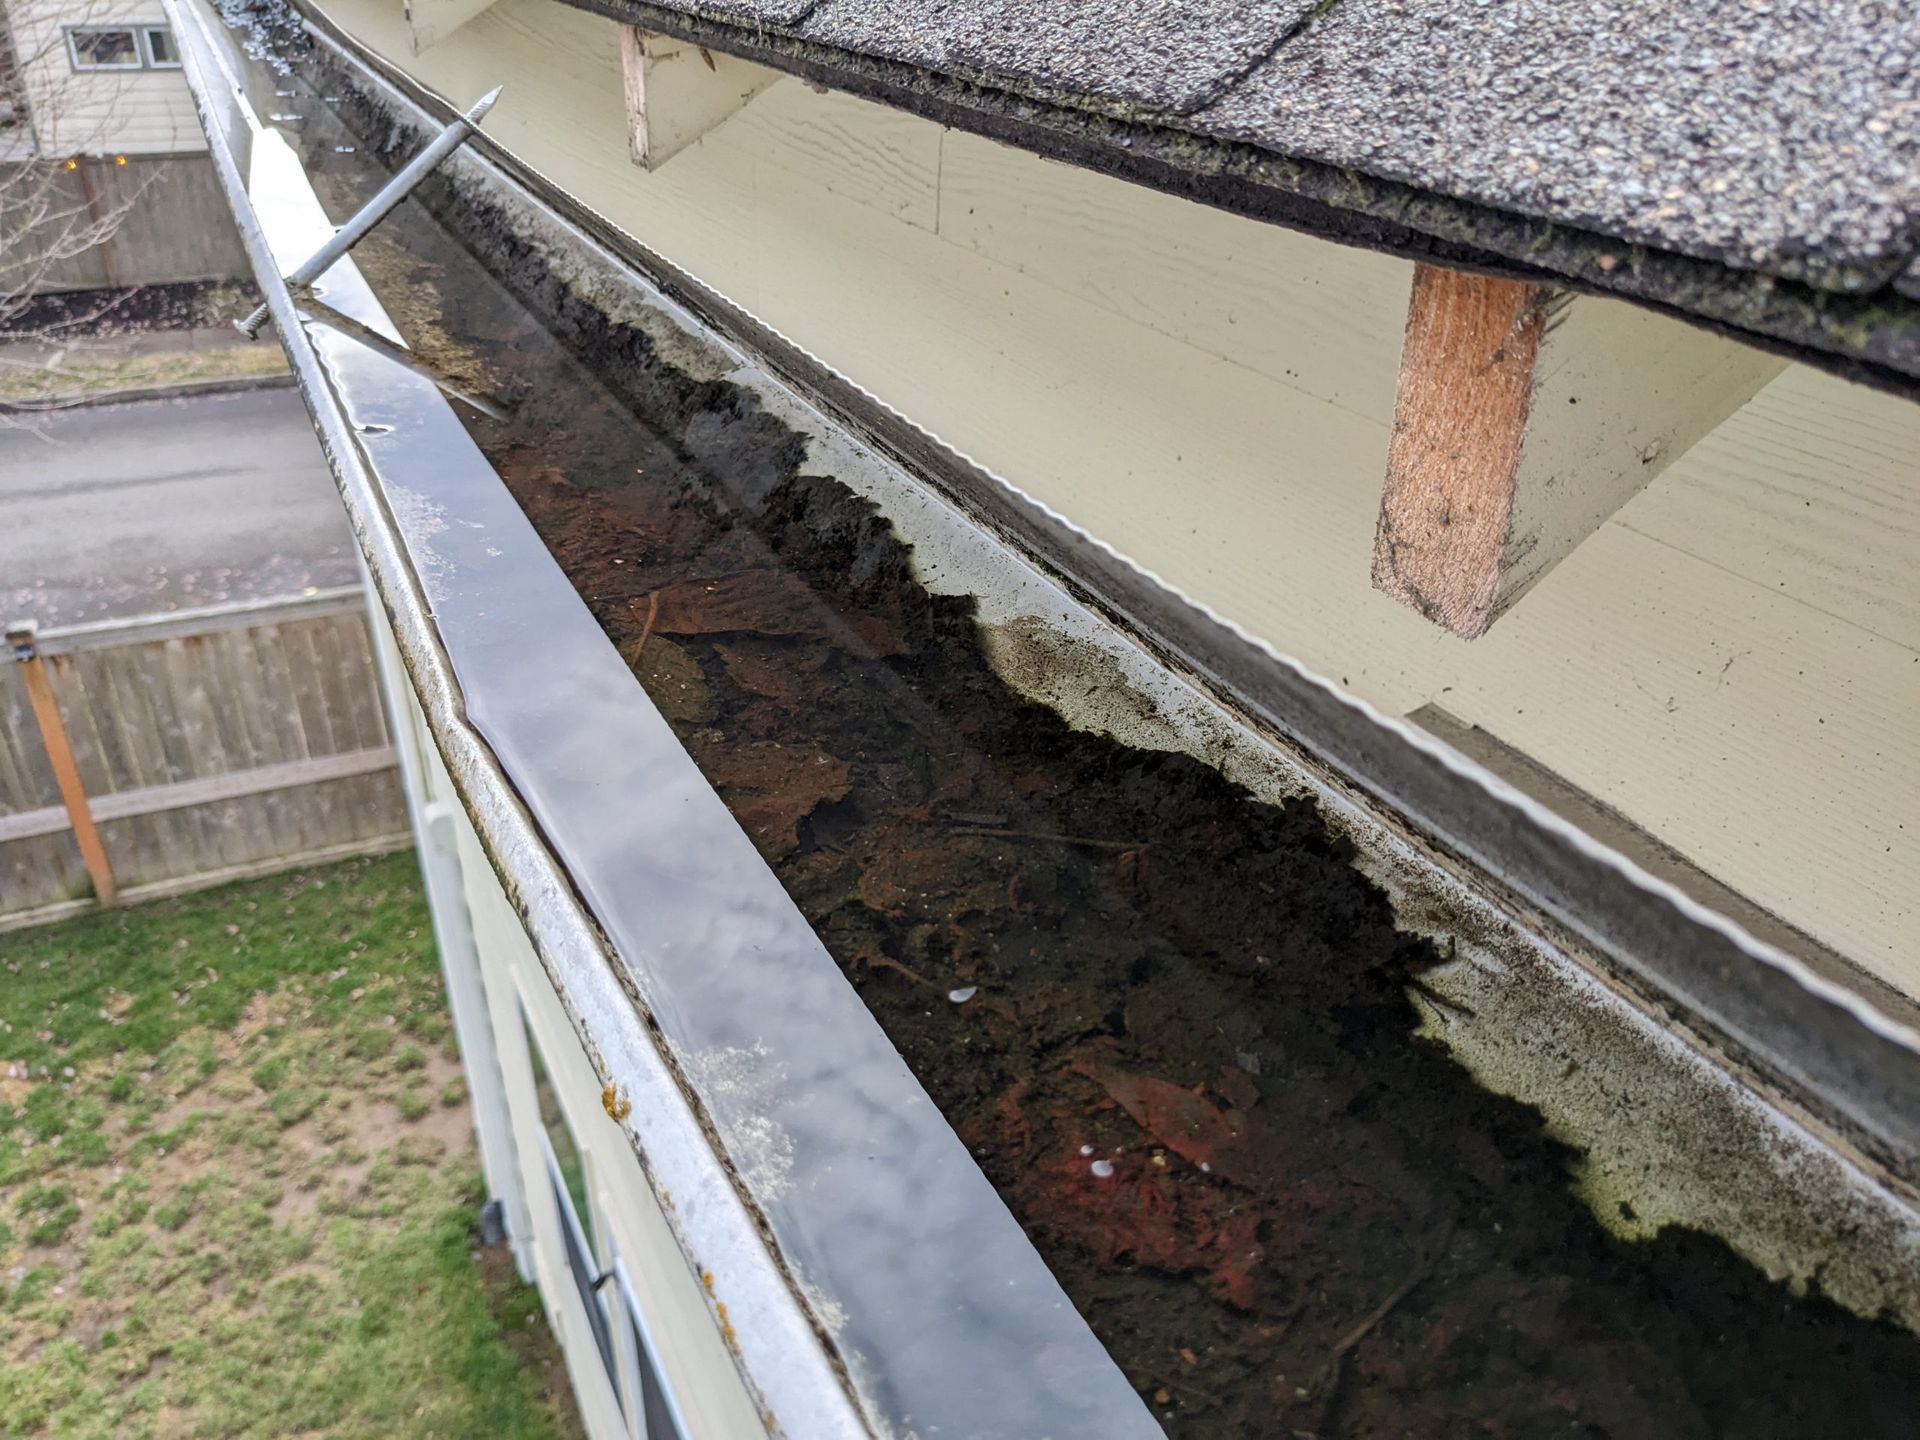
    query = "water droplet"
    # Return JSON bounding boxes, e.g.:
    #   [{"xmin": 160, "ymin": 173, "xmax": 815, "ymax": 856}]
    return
[
  {"xmin": 1090, "ymin": 1159, "xmax": 1115, "ymax": 1179},
  {"xmin": 1199, "ymin": 1161, "xmax": 1212, "ymax": 1174},
  {"xmin": 946, "ymin": 986, "xmax": 977, "ymax": 1004},
  {"xmin": 1079, "ymin": 1144, "xmax": 1094, "ymax": 1156}
]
